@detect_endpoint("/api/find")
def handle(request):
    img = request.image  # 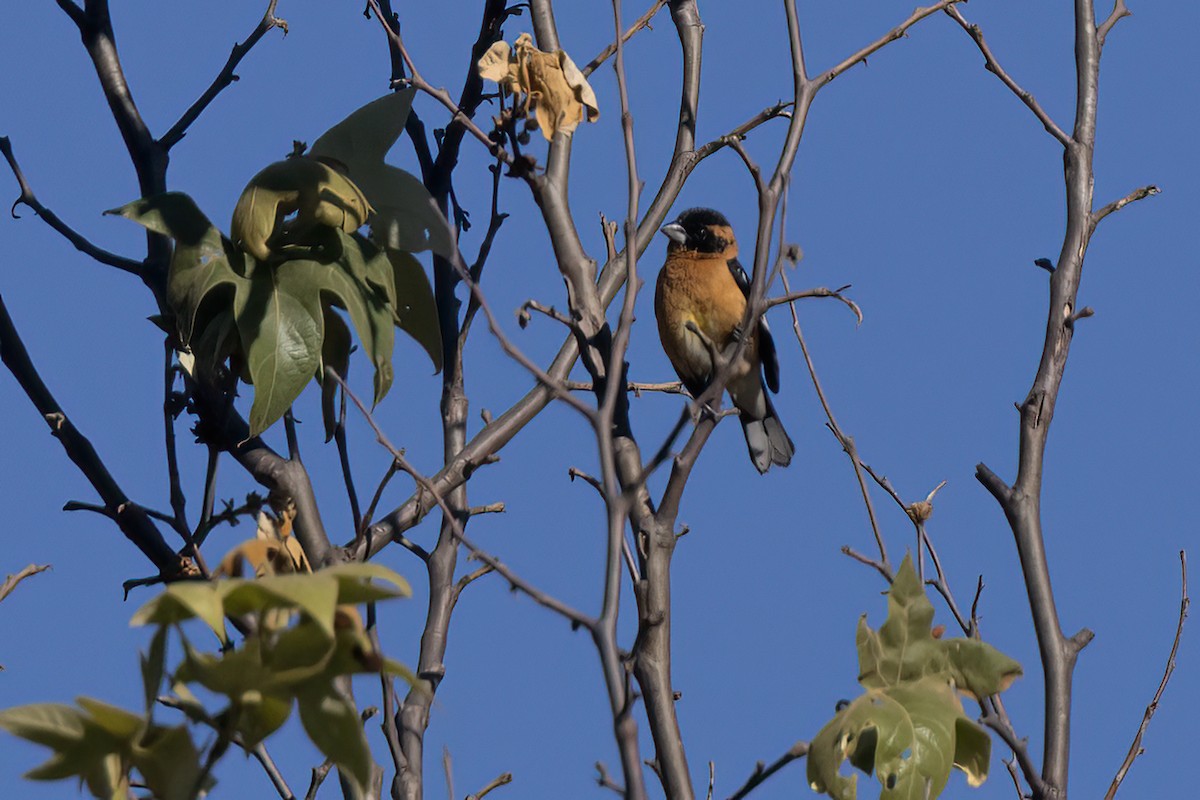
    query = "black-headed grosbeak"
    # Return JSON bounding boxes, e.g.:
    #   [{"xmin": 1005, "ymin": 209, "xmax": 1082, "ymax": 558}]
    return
[{"xmin": 655, "ymin": 207, "xmax": 794, "ymax": 473}]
